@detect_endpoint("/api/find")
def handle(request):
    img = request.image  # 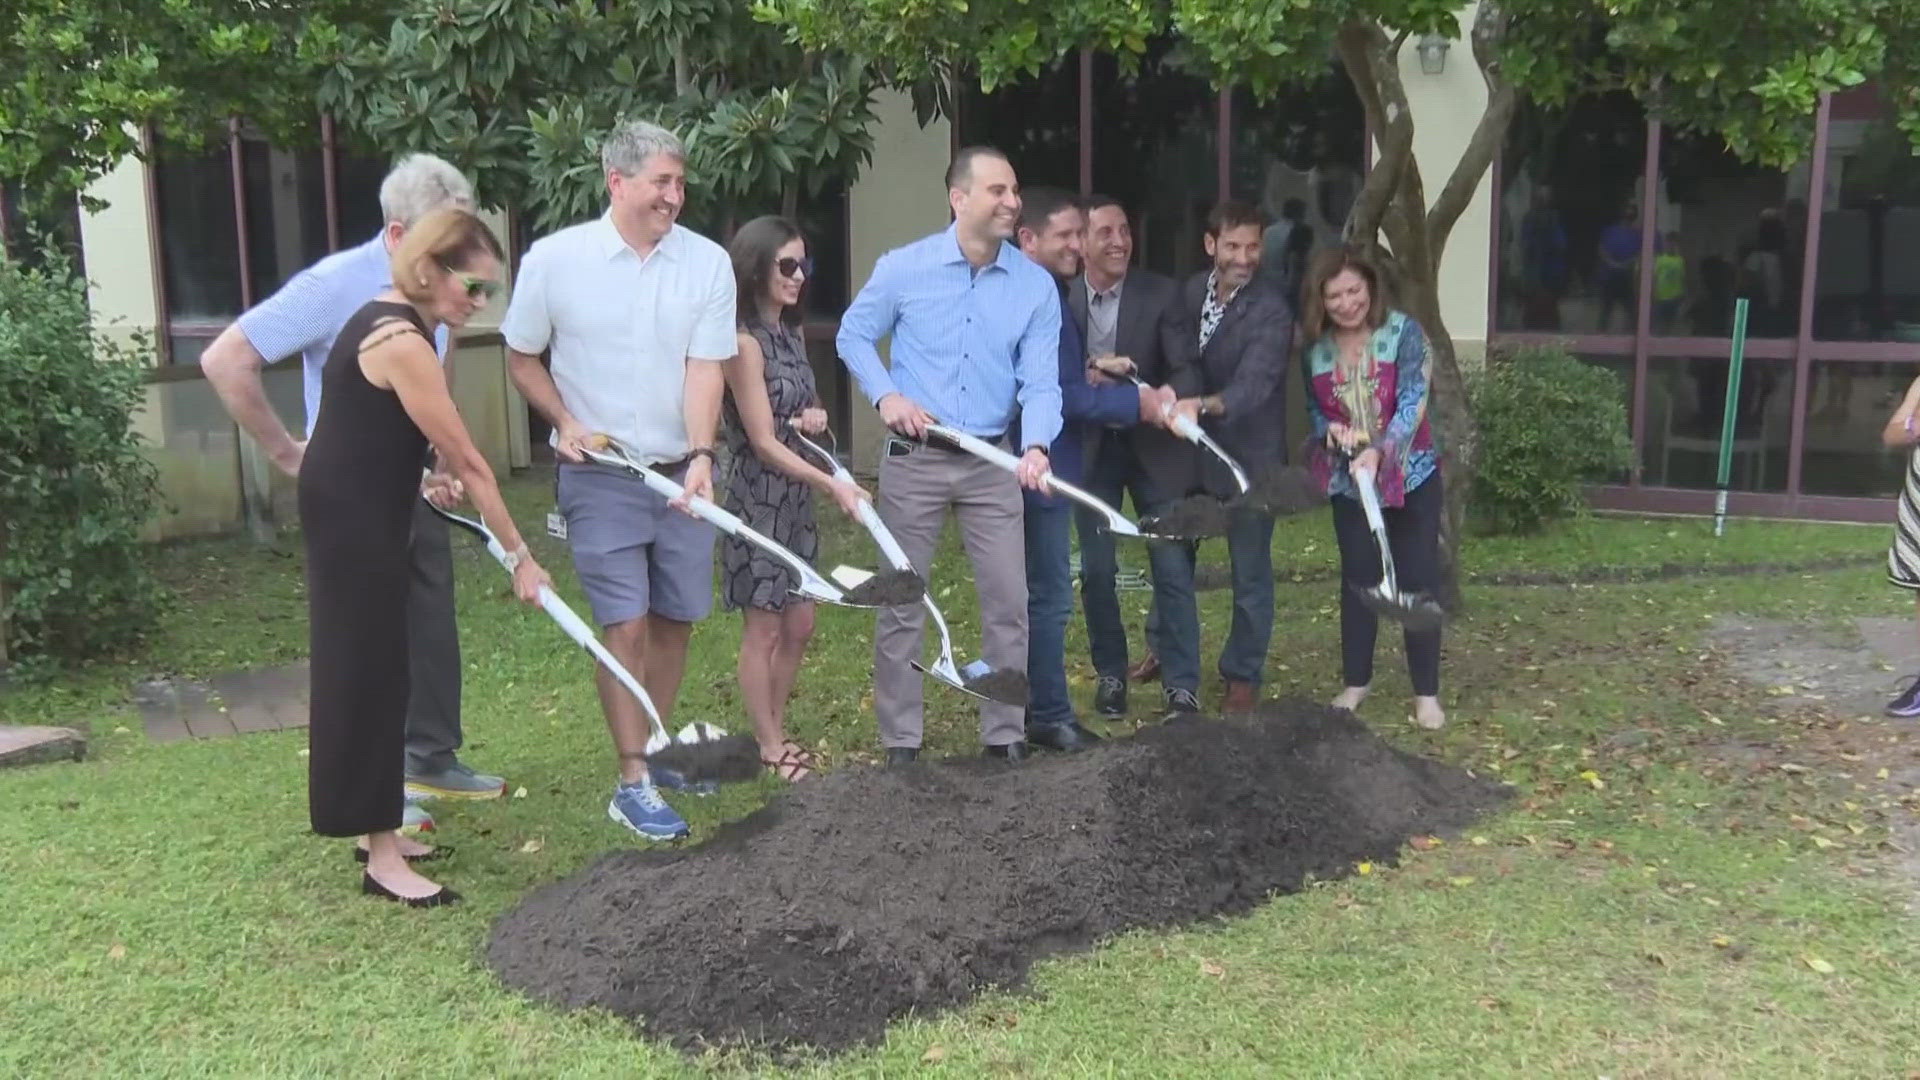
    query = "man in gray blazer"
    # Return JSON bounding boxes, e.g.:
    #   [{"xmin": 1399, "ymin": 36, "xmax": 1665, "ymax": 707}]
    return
[
  {"xmin": 1166, "ymin": 199, "xmax": 1294, "ymax": 715},
  {"xmin": 1069, "ymin": 195, "xmax": 1201, "ymax": 718}
]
